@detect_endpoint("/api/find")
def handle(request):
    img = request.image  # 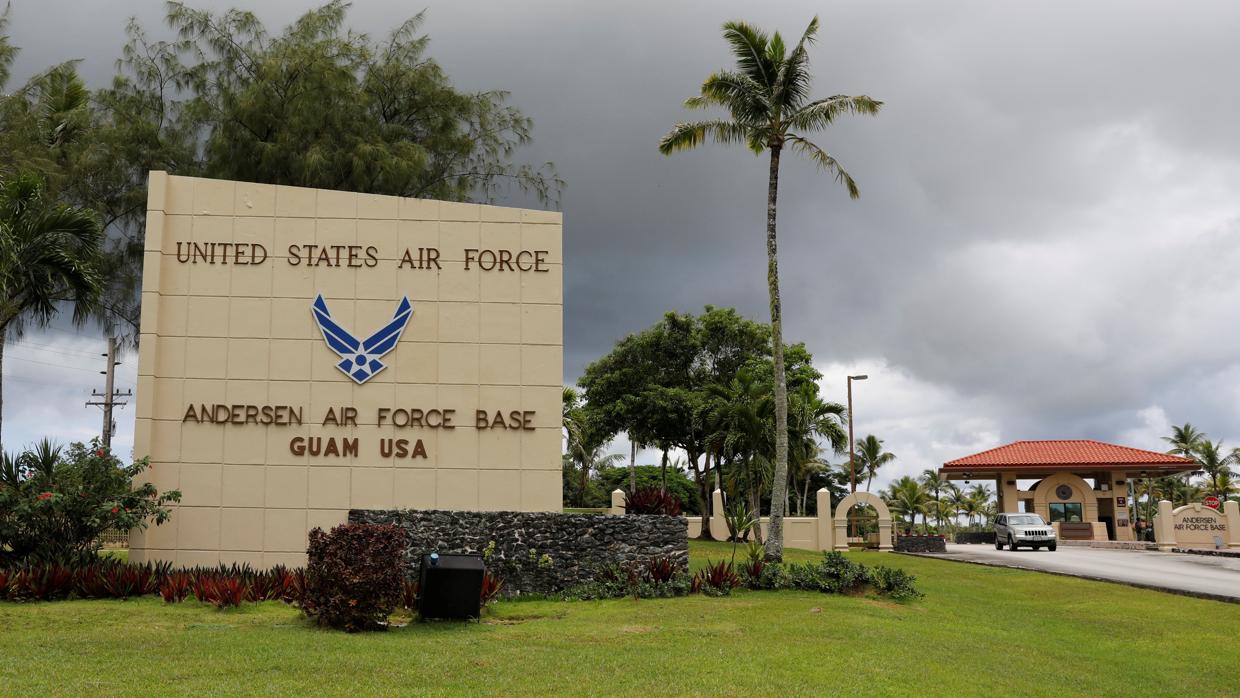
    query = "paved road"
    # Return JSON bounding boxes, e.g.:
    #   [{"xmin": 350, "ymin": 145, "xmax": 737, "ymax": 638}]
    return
[{"xmin": 928, "ymin": 543, "xmax": 1240, "ymax": 601}]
